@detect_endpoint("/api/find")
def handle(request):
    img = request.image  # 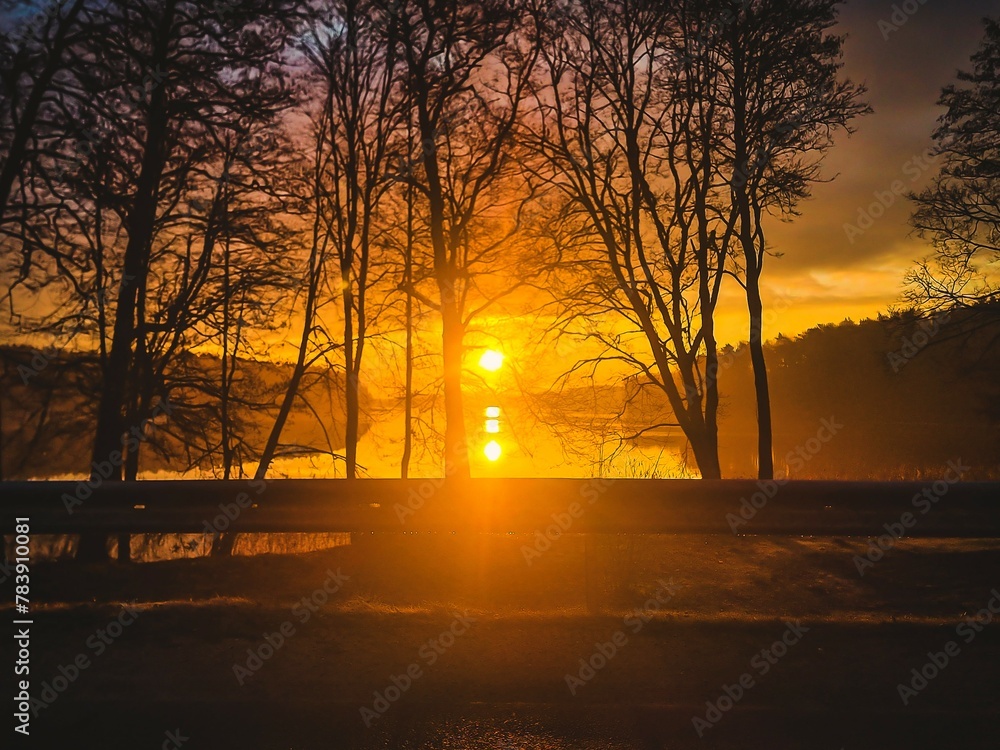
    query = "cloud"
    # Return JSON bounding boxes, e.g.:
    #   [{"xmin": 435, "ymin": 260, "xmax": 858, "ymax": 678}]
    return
[{"xmin": 764, "ymin": 0, "xmax": 996, "ymax": 315}]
